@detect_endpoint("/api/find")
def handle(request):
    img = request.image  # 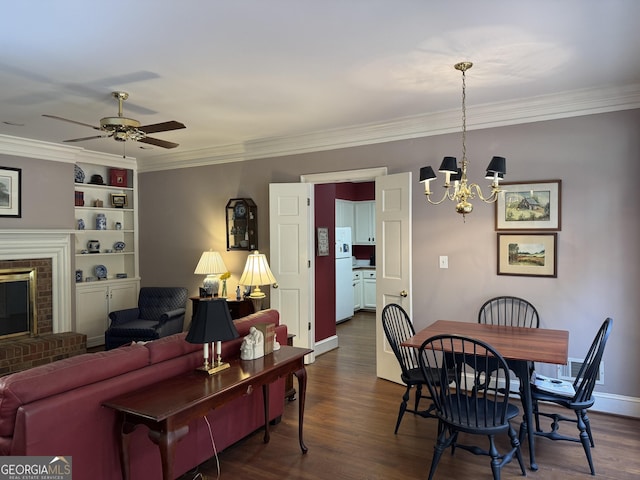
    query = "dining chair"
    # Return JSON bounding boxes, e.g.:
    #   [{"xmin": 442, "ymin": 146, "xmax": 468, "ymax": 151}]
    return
[
  {"xmin": 418, "ymin": 334, "xmax": 526, "ymax": 480},
  {"xmin": 478, "ymin": 296, "xmax": 540, "ymax": 328},
  {"xmin": 475, "ymin": 296, "xmax": 540, "ymax": 394},
  {"xmin": 531, "ymin": 317, "xmax": 613, "ymax": 475},
  {"xmin": 381, "ymin": 303, "xmax": 437, "ymax": 434}
]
